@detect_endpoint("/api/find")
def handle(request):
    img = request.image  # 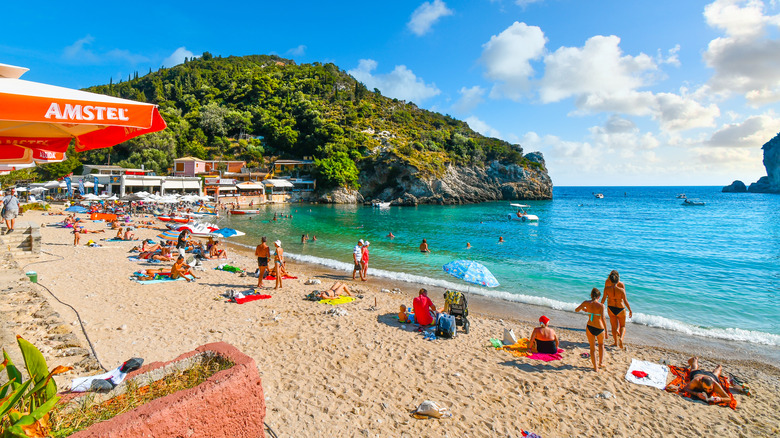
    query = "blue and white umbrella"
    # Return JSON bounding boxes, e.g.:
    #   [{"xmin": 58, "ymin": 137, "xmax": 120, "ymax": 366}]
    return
[
  {"xmin": 443, "ymin": 260, "xmax": 500, "ymax": 288},
  {"xmin": 157, "ymin": 229, "xmax": 182, "ymax": 242},
  {"xmin": 211, "ymin": 228, "xmax": 245, "ymax": 238}
]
